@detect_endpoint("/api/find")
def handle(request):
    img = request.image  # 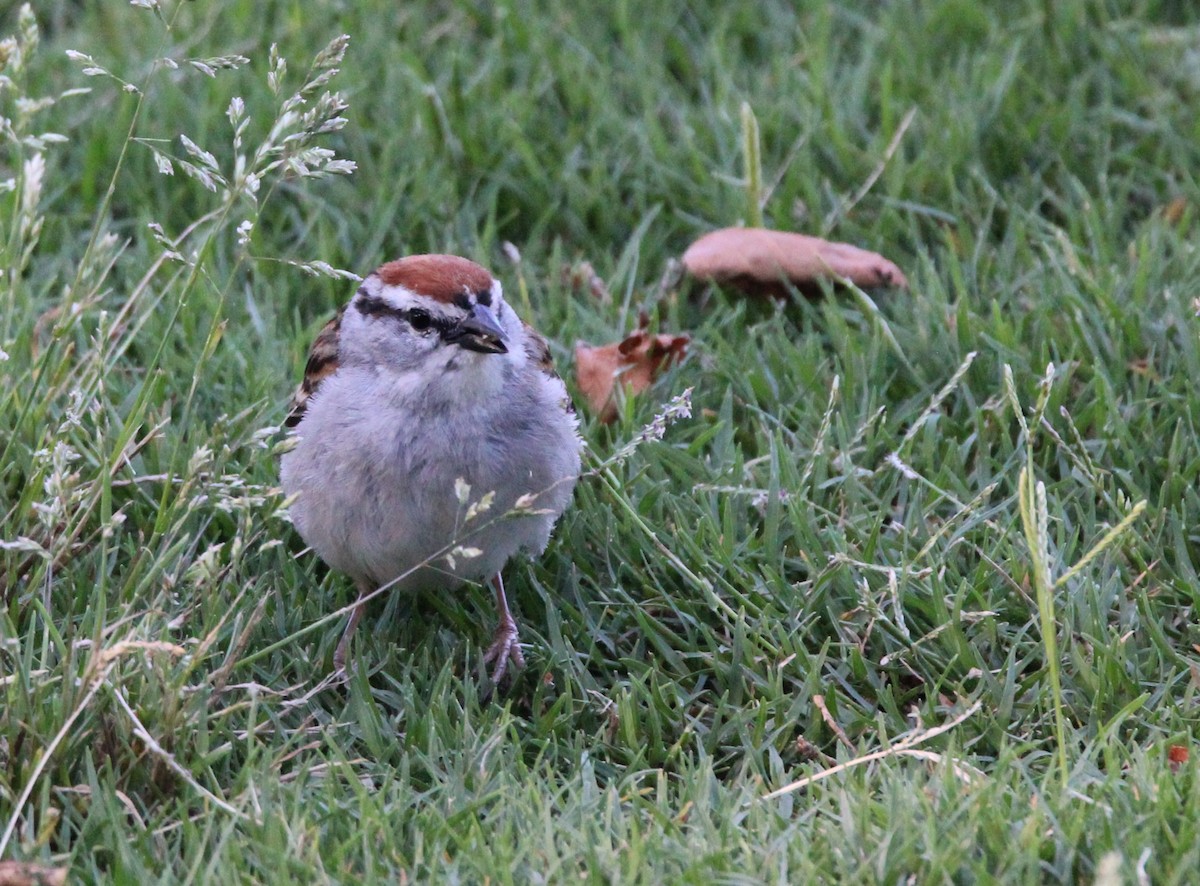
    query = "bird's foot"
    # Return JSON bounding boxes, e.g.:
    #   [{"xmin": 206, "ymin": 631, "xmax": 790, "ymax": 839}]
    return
[{"xmin": 483, "ymin": 618, "xmax": 525, "ymax": 686}]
